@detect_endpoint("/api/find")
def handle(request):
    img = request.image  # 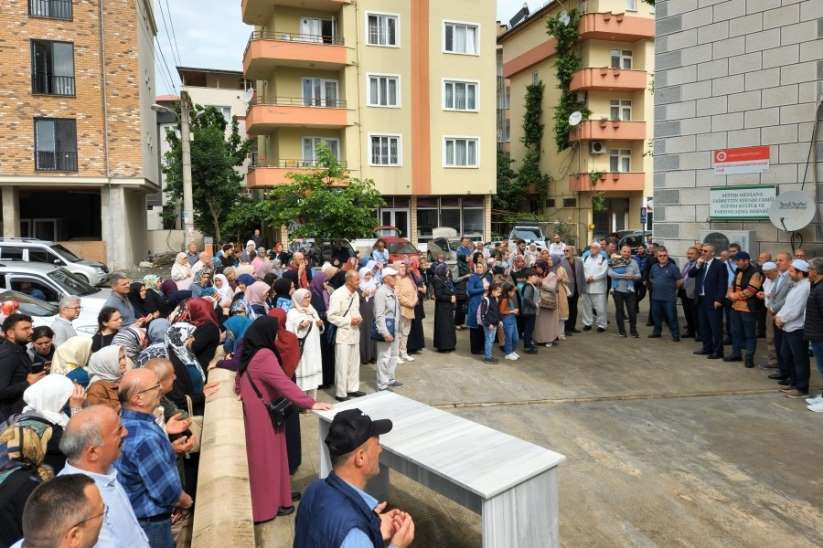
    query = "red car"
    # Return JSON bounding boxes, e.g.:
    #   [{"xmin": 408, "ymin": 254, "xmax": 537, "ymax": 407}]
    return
[{"xmin": 374, "ymin": 226, "xmax": 420, "ymax": 264}]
